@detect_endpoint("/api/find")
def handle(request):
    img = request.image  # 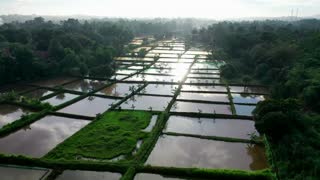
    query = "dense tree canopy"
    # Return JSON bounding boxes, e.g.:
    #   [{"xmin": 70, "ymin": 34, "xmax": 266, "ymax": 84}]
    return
[
  {"xmin": 192, "ymin": 20, "xmax": 320, "ymax": 179},
  {"xmin": 0, "ymin": 17, "xmax": 134, "ymax": 84}
]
